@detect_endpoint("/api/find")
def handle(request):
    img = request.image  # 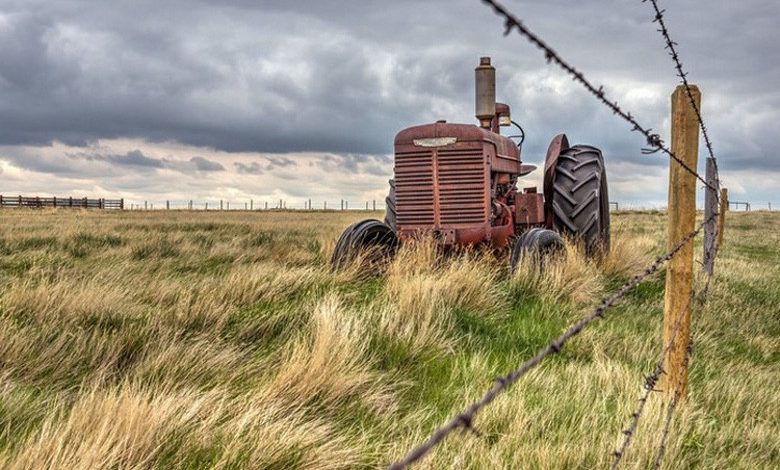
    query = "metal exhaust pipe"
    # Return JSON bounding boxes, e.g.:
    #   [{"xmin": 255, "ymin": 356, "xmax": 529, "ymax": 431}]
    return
[{"xmin": 475, "ymin": 57, "xmax": 496, "ymax": 129}]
